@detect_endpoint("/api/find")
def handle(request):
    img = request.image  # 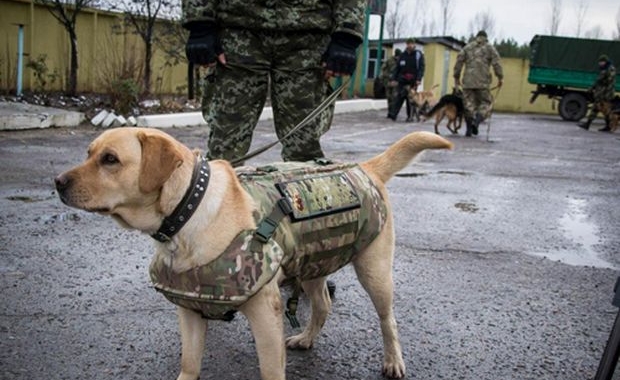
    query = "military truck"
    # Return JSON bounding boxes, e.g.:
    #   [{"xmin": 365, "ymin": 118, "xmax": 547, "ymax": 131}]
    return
[{"xmin": 528, "ymin": 35, "xmax": 620, "ymax": 121}]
